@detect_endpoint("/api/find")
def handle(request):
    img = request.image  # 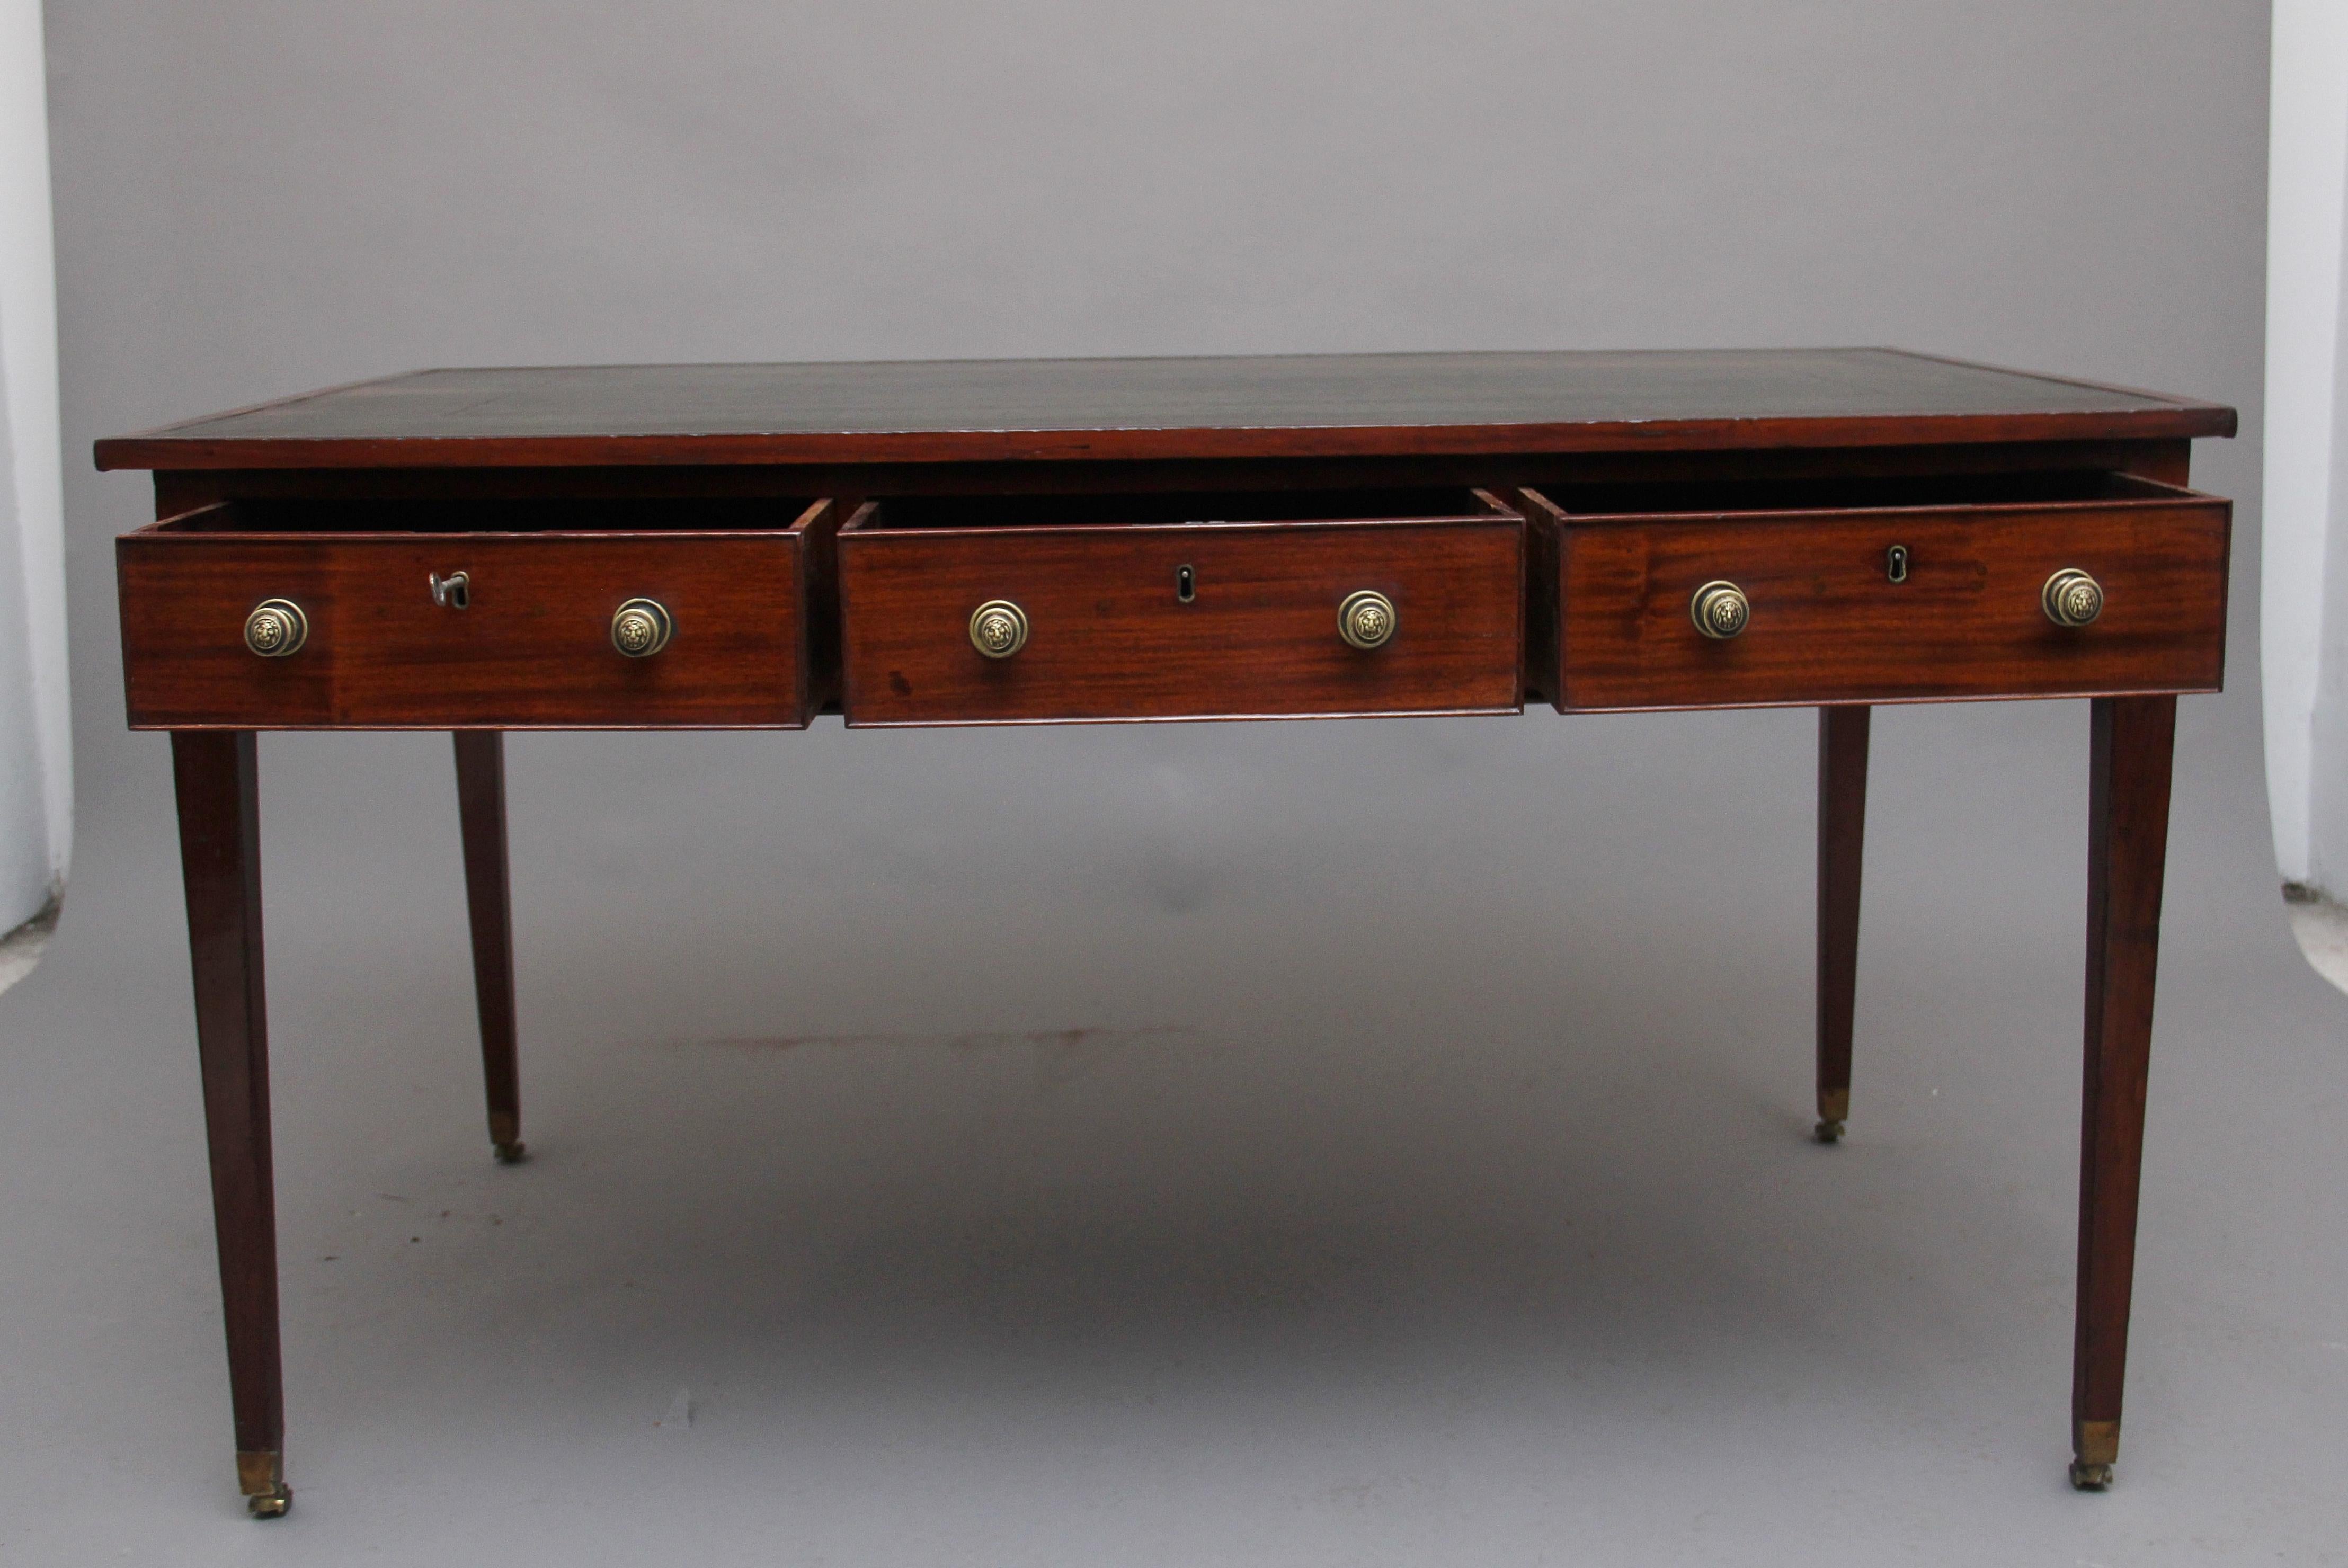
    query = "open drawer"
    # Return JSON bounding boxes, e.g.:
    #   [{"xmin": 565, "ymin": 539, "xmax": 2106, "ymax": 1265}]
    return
[
  {"xmin": 835, "ymin": 488, "xmax": 1524, "ymax": 725},
  {"xmin": 1518, "ymin": 471, "xmax": 2231, "ymax": 712},
  {"xmin": 117, "ymin": 496, "xmax": 844, "ymax": 728}
]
